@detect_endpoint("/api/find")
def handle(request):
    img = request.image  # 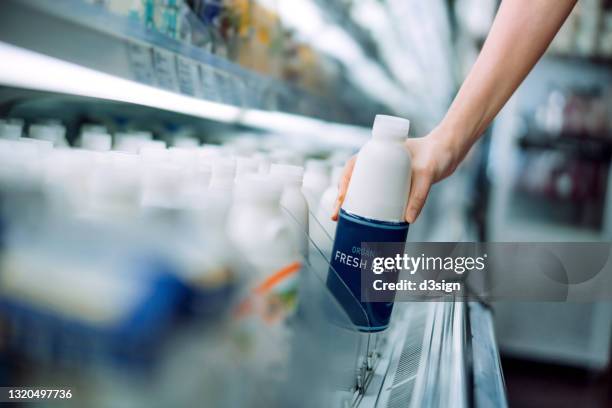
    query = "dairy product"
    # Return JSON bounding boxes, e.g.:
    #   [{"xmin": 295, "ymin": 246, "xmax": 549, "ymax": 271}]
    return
[
  {"xmin": 235, "ymin": 157, "xmax": 259, "ymax": 180},
  {"xmin": 327, "ymin": 115, "xmax": 412, "ymax": 332},
  {"xmin": 114, "ymin": 131, "xmax": 153, "ymax": 153},
  {"xmin": 209, "ymin": 158, "xmax": 235, "ymax": 191},
  {"xmin": 141, "ymin": 163, "xmax": 183, "ymax": 209},
  {"xmin": 172, "ymin": 135, "xmax": 200, "ymax": 148},
  {"xmin": 311, "ymin": 165, "xmax": 344, "ymax": 254},
  {"xmin": 302, "ymin": 159, "xmax": 329, "ymax": 211},
  {"xmin": 252, "ymin": 152, "xmax": 270, "ymax": 174},
  {"xmin": 227, "ymin": 175, "xmax": 300, "ymax": 323},
  {"xmin": 81, "ymin": 131, "xmax": 112, "ymax": 152},
  {"xmin": 270, "ymin": 164, "xmax": 309, "ymax": 258},
  {"xmin": 29, "ymin": 124, "xmax": 68, "ymax": 147},
  {"xmin": 0, "ymin": 122, "xmax": 22, "ymax": 139}
]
